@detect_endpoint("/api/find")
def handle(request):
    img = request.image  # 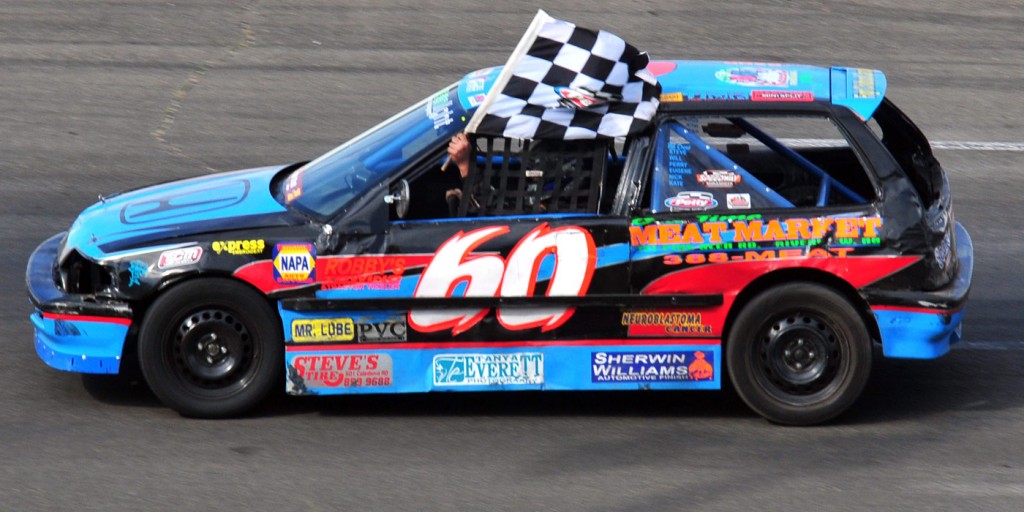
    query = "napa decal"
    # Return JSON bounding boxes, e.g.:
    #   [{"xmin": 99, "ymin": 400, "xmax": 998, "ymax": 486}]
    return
[
  {"xmin": 274, "ymin": 243, "xmax": 316, "ymax": 284},
  {"xmin": 291, "ymin": 318, "xmax": 355, "ymax": 343}
]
